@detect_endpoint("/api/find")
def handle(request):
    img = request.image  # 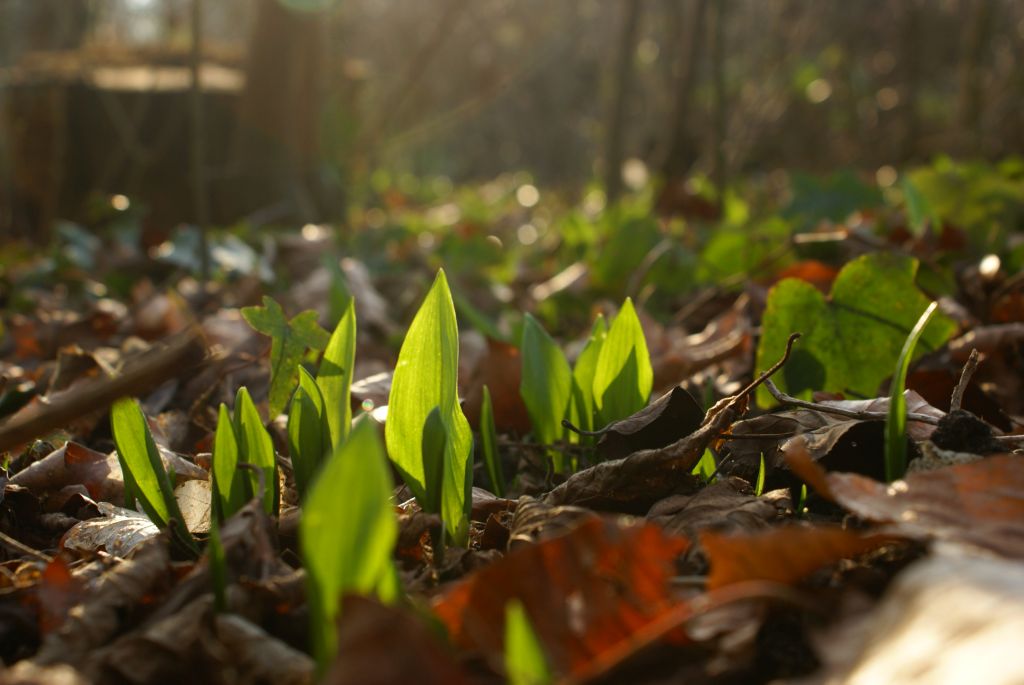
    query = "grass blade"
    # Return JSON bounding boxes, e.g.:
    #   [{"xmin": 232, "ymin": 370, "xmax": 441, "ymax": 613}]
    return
[
  {"xmin": 480, "ymin": 385, "xmax": 505, "ymax": 496},
  {"xmin": 885, "ymin": 301, "xmax": 939, "ymax": 481}
]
